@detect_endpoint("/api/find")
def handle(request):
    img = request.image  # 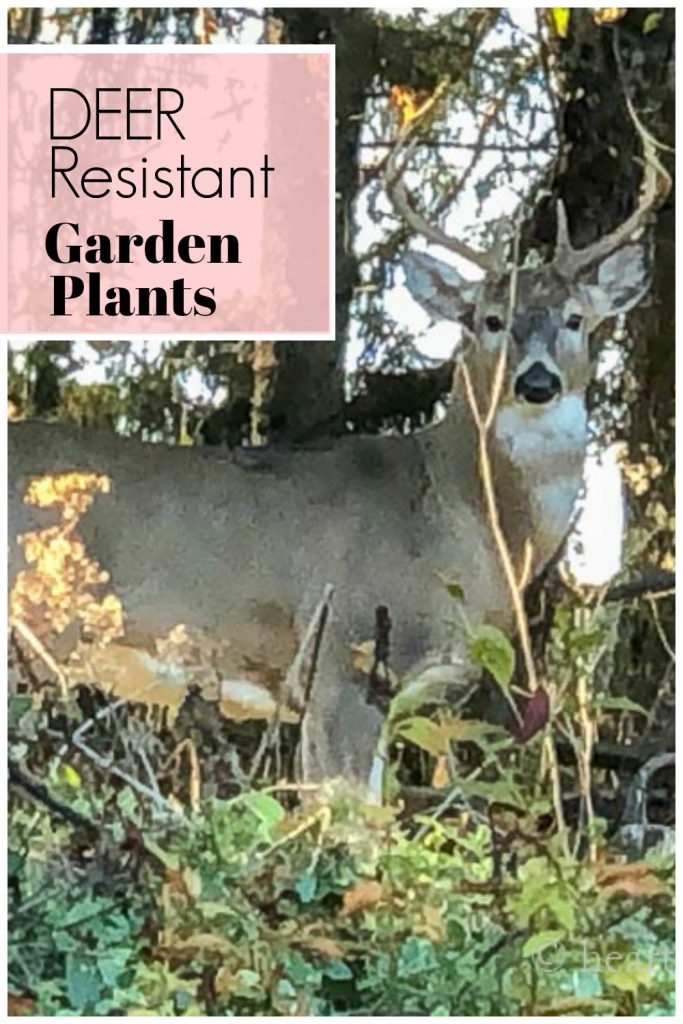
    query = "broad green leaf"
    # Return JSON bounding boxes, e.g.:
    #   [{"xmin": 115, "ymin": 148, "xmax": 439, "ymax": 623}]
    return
[
  {"xmin": 396, "ymin": 716, "xmax": 450, "ymax": 757},
  {"xmin": 604, "ymin": 959, "xmax": 652, "ymax": 993},
  {"xmin": 436, "ymin": 715, "xmax": 510, "ymax": 750},
  {"xmin": 240, "ymin": 791, "xmax": 286, "ymax": 832},
  {"xmin": 459, "ymin": 777, "xmax": 526, "ymax": 809},
  {"xmin": 547, "ymin": 892, "xmax": 576, "ymax": 932},
  {"xmin": 468, "ymin": 624, "xmax": 515, "ymax": 688}
]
